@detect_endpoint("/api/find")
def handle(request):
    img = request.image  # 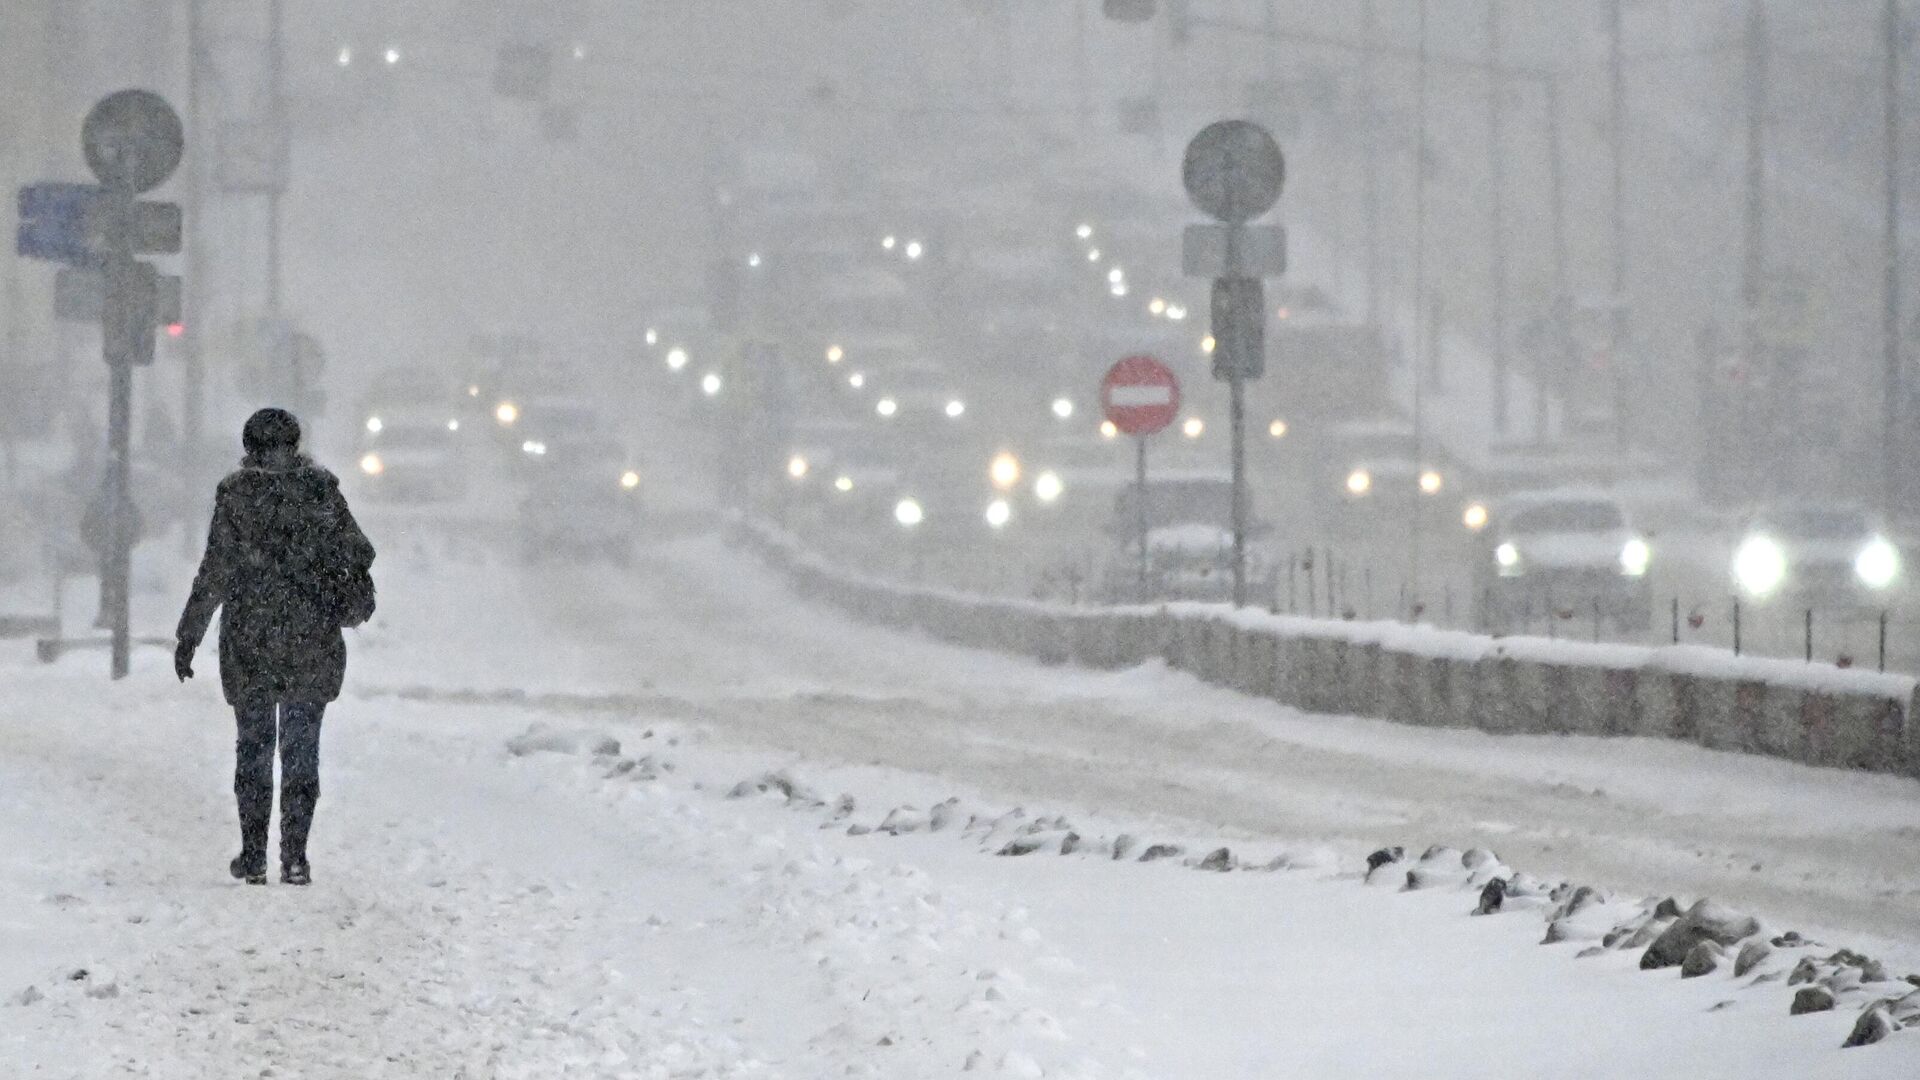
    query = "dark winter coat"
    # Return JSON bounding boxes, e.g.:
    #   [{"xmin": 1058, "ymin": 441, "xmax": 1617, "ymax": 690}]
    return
[{"xmin": 176, "ymin": 452, "xmax": 375, "ymax": 707}]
